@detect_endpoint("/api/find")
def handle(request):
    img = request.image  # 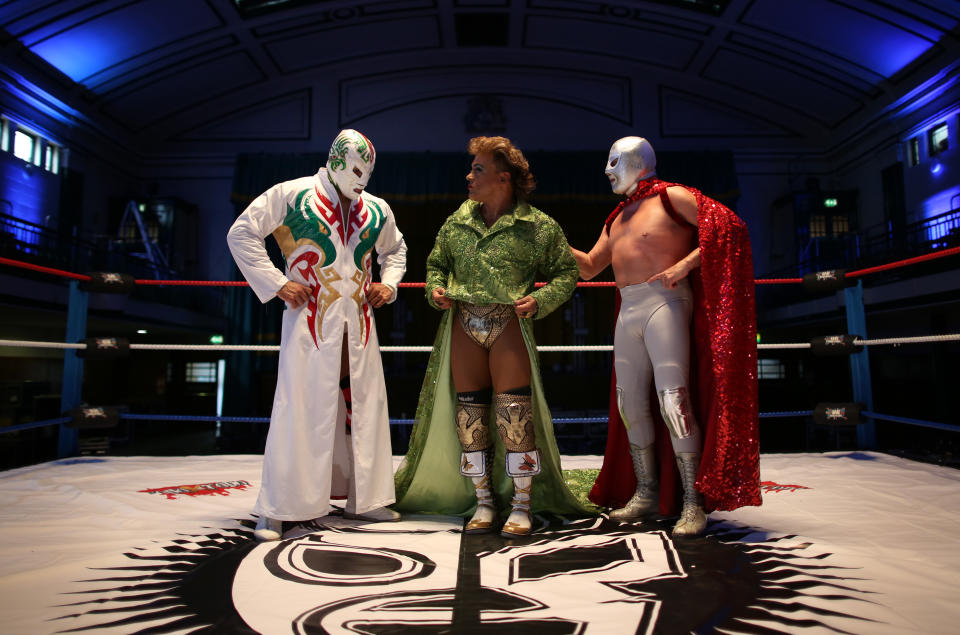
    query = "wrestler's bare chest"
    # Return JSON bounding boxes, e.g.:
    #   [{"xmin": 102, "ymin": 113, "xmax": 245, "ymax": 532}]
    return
[{"xmin": 608, "ymin": 197, "xmax": 695, "ymax": 286}]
